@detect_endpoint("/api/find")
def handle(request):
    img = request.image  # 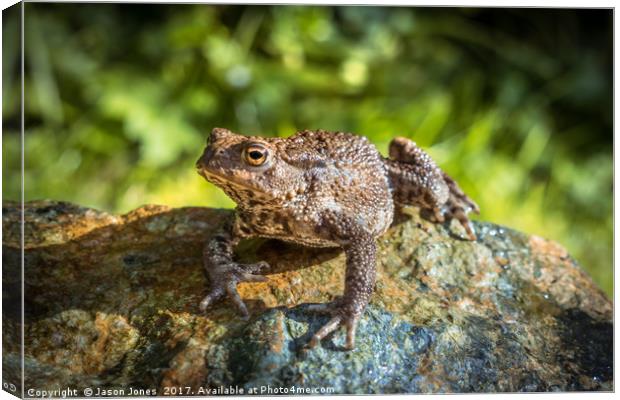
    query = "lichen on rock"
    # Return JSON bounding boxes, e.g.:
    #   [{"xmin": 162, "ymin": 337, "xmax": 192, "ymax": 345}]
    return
[{"xmin": 2, "ymin": 200, "xmax": 613, "ymax": 394}]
